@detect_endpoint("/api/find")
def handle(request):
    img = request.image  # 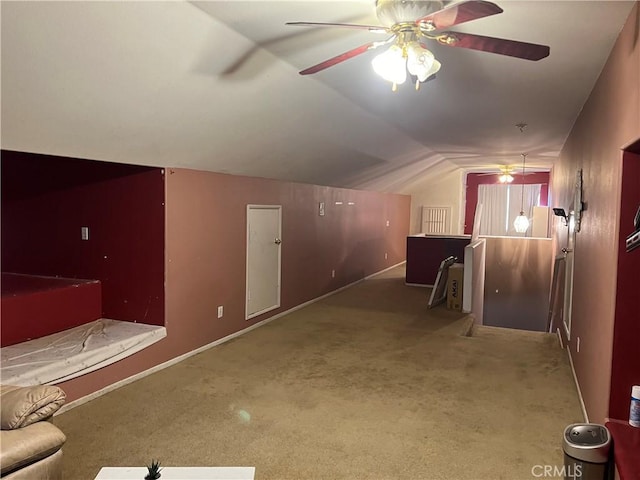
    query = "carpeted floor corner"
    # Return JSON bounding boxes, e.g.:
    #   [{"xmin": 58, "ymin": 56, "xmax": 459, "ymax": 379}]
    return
[{"xmin": 54, "ymin": 265, "xmax": 583, "ymax": 480}]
